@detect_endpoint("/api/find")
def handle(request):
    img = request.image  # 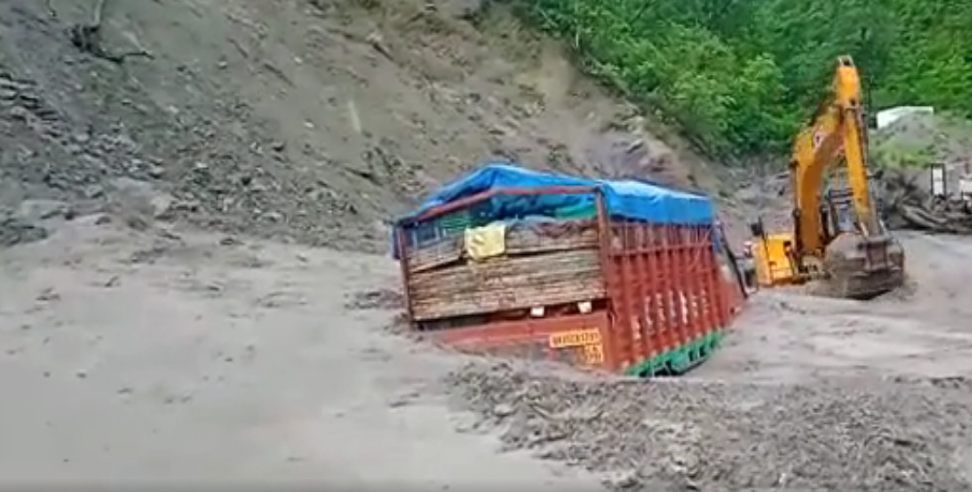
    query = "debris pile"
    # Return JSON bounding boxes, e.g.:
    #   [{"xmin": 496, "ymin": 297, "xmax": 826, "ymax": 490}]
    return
[
  {"xmin": 878, "ymin": 169, "xmax": 972, "ymax": 234},
  {"xmin": 448, "ymin": 362, "xmax": 972, "ymax": 491}
]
